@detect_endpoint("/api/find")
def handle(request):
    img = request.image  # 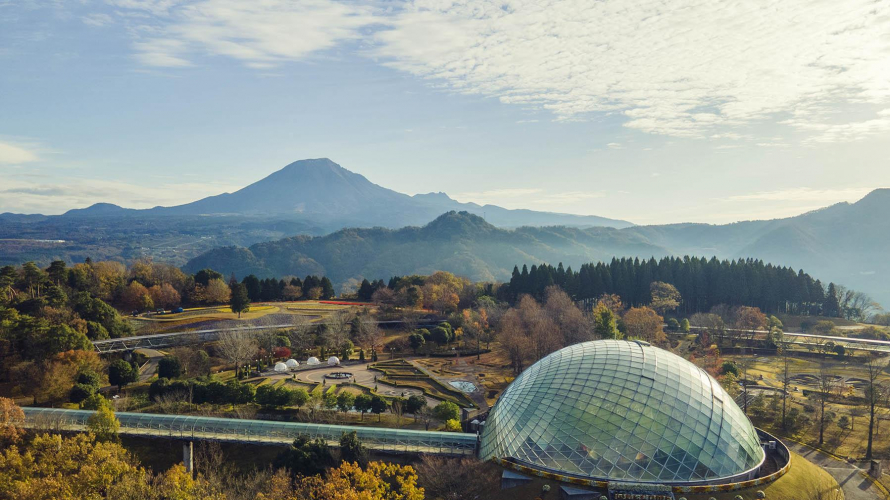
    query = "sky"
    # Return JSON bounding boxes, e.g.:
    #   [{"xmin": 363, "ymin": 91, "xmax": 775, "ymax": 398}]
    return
[{"xmin": 1, "ymin": 0, "xmax": 889, "ymax": 225}]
